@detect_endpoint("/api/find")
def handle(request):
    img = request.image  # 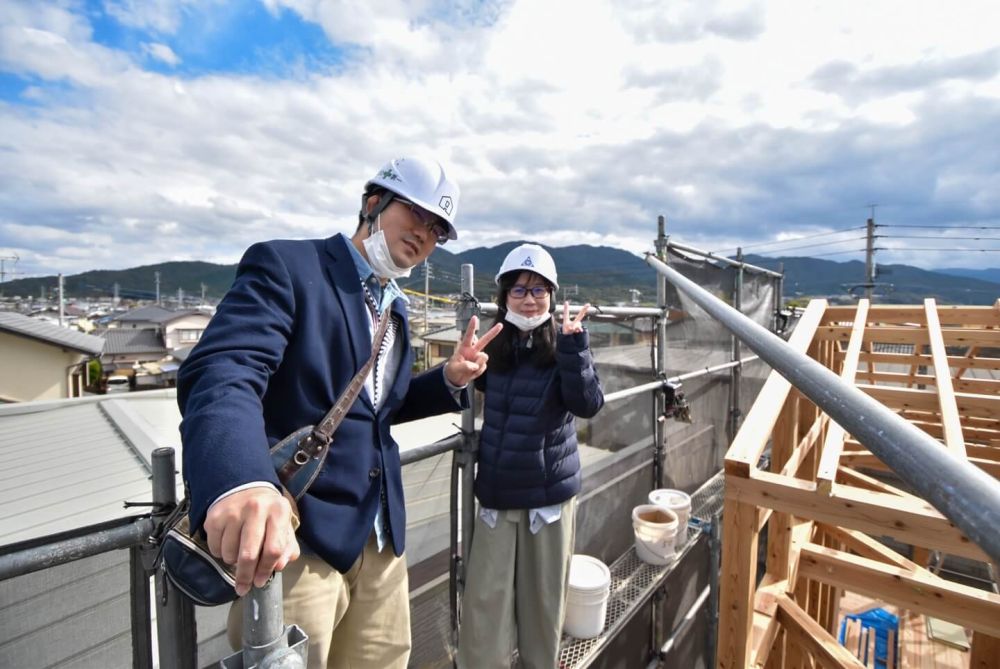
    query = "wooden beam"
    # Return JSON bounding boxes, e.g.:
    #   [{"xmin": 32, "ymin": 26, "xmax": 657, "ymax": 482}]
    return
[
  {"xmin": 817, "ymin": 325, "xmax": 998, "ymax": 347},
  {"xmin": 834, "ymin": 466, "xmax": 922, "ymax": 501},
  {"xmin": 817, "ymin": 301, "xmax": 869, "ymax": 492},
  {"xmin": 726, "ymin": 300, "xmax": 827, "ymax": 477},
  {"xmin": 717, "ymin": 497, "xmax": 760, "ymax": 669},
  {"xmin": 824, "ymin": 305, "xmax": 1000, "ymax": 326},
  {"xmin": 749, "ymin": 577, "xmax": 785, "ymax": 668},
  {"xmin": 779, "ymin": 413, "xmax": 828, "ymax": 479},
  {"xmin": 819, "ymin": 524, "xmax": 922, "ymax": 573},
  {"xmin": 970, "ymin": 632, "xmax": 1000, "ymax": 668},
  {"xmin": 857, "ymin": 351, "xmax": 1000, "ymax": 371},
  {"xmin": 797, "ymin": 545, "xmax": 1000, "ymax": 637},
  {"xmin": 852, "ymin": 369, "xmax": 1000, "ymax": 396},
  {"xmin": 924, "ymin": 298, "xmax": 967, "ymax": 458},
  {"xmin": 774, "ymin": 593, "xmax": 867, "ymax": 669},
  {"xmin": 729, "ymin": 471, "xmax": 989, "ymax": 562},
  {"xmin": 855, "ymin": 384, "xmax": 1000, "ymax": 420}
]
